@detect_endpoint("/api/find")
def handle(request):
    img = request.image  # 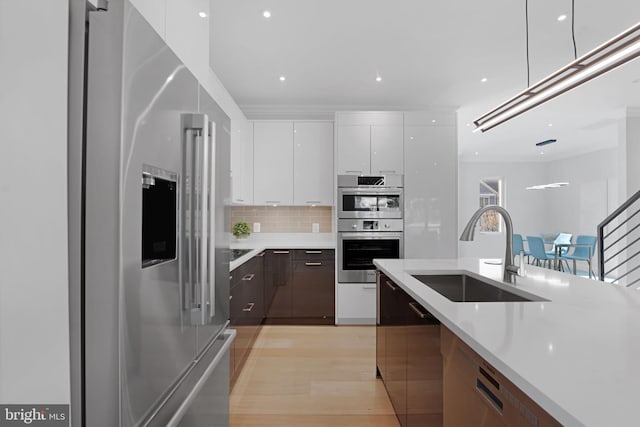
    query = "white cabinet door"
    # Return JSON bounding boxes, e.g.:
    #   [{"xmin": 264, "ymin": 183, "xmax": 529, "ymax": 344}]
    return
[
  {"xmin": 293, "ymin": 122, "xmax": 333, "ymax": 205},
  {"xmin": 253, "ymin": 122, "xmax": 294, "ymax": 205},
  {"xmin": 371, "ymin": 125, "xmax": 404, "ymax": 175},
  {"xmin": 404, "ymin": 124, "xmax": 457, "ymax": 259},
  {"xmin": 165, "ymin": 0, "xmax": 210, "ymax": 83},
  {"xmin": 336, "ymin": 125, "xmax": 370, "ymax": 175},
  {"xmin": 230, "ymin": 120, "xmax": 253, "ymax": 205},
  {"xmin": 336, "ymin": 283, "xmax": 376, "ymax": 325},
  {"xmin": 129, "ymin": 0, "xmax": 166, "ymax": 37}
]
